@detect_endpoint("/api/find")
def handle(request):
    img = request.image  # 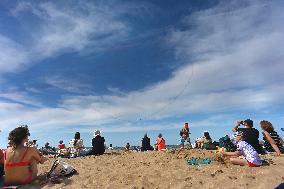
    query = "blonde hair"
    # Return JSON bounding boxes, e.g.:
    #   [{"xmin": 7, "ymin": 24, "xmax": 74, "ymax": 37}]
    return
[{"xmin": 260, "ymin": 120, "xmax": 274, "ymax": 133}]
